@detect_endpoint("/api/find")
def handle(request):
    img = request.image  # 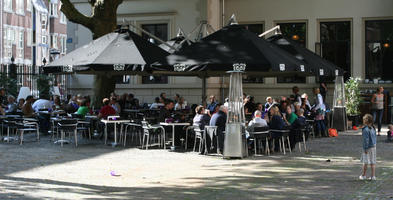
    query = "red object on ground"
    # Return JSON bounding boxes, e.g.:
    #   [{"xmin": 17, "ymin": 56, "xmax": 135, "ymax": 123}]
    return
[
  {"xmin": 328, "ymin": 128, "xmax": 338, "ymax": 137},
  {"xmin": 353, "ymin": 126, "xmax": 358, "ymax": 130}
]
